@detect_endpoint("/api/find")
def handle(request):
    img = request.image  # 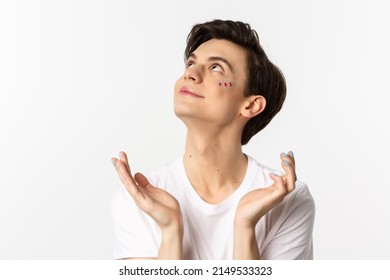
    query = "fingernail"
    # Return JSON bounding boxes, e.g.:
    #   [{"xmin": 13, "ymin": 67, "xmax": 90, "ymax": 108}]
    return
[
  {"xmin": 111, "ymin": 159, "xmax": 115, "ymax": 166},
  {"xmin": 284, "ymin": 160, "xmax": 289, "ymax": 166},
  {"xmin": 118, "ymin": 152, "xmax": 122, "ymax": 160},
  {"xmin": 282, "ymin": 152, "xmax": 287, "ymax": 158},
  {"xmin": 289, "ymin": 151, "xmax": 294, "ymax": 158}
]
